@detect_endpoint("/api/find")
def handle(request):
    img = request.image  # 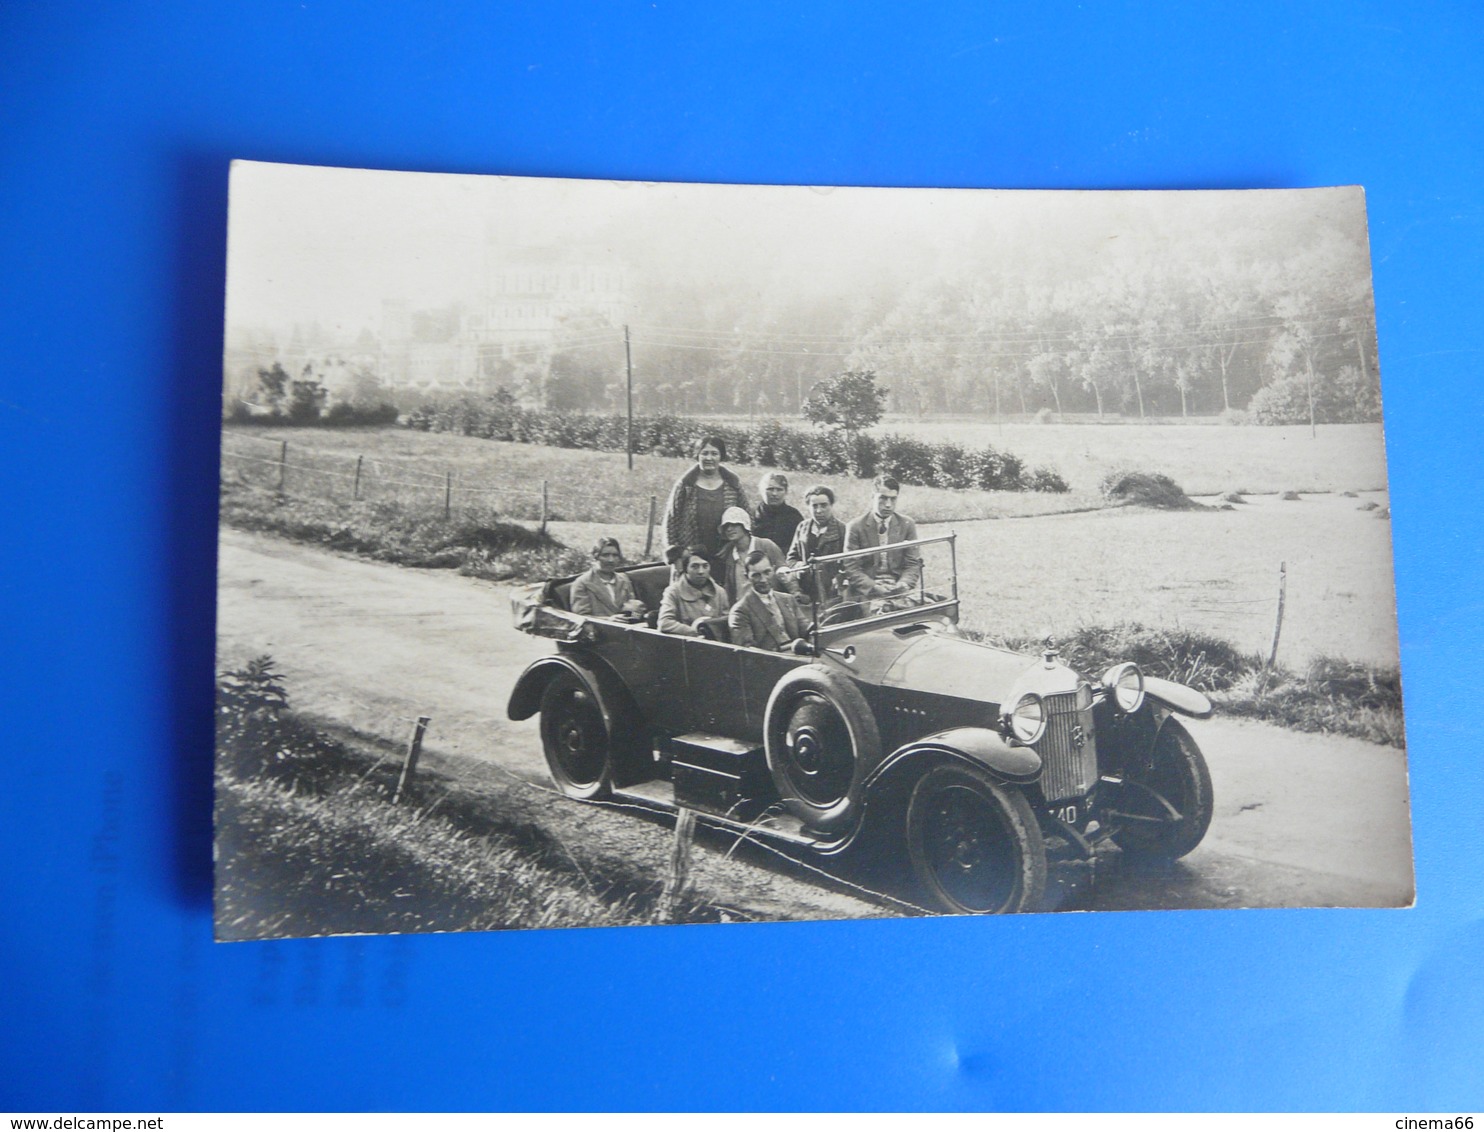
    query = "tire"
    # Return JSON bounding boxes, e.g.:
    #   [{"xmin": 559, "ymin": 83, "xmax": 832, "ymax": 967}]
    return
[
  {"xmin": 538, "ymin": 670, "xmax": 615, "ymax": 800},
  {"xmin": 906, "ymin": 764, "xmax": 1047, "ymax": 915},
  {"xmin": 1113, "ymin": 717, "xmax": 1214, "ymax": 862},
  {"xmin": 763, "ymin": 664, "xmax": 881, "ymax": 834}
]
